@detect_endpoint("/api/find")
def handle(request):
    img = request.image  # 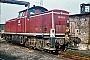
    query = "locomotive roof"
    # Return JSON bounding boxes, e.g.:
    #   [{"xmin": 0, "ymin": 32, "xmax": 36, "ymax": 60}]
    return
[
  {"xmin": 49, "ymin": 9, "xmax": 69, "ymax": 12},
  {"xmin": 19, "ymin": 6, "xmax": 48, "ymax": 13}
]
